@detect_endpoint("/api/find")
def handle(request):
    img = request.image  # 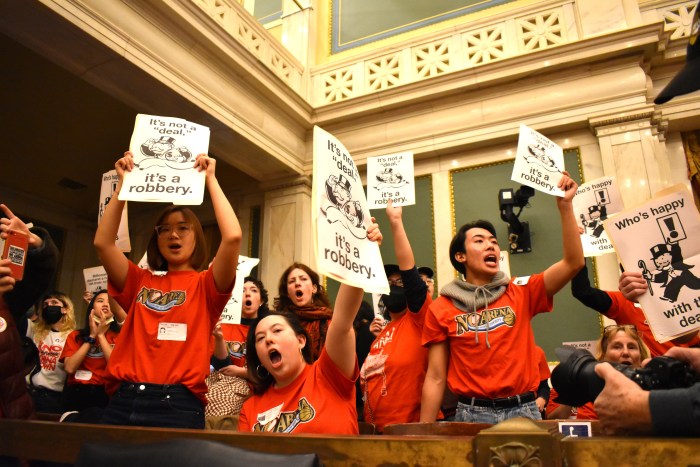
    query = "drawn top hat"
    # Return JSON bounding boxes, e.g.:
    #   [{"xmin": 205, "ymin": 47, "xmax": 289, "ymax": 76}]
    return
[
  {"xmin": 588, "ymin": 205, "xmax": 602, "ymax": 214},
  {"xmin": 157, "ymin": 136, "xmax": 176, "ymax": 144},
  {"xmin": 650, "ymin": 243, "xmax": 673, "ymax": 259}
]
